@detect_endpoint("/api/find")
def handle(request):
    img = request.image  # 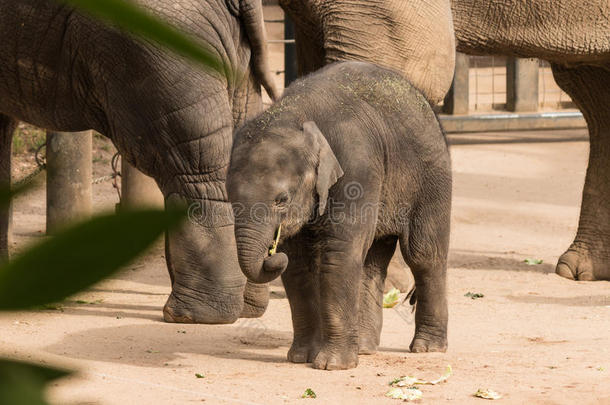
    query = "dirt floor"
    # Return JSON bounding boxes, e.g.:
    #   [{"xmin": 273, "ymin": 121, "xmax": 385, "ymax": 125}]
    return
[
  {"xmin": 1, "ymin": 128, "xmax": 609, "ymax": 405},
  {"xmin": 1, "ymin": 6, "xmax": 609, "ymax": 405}
]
